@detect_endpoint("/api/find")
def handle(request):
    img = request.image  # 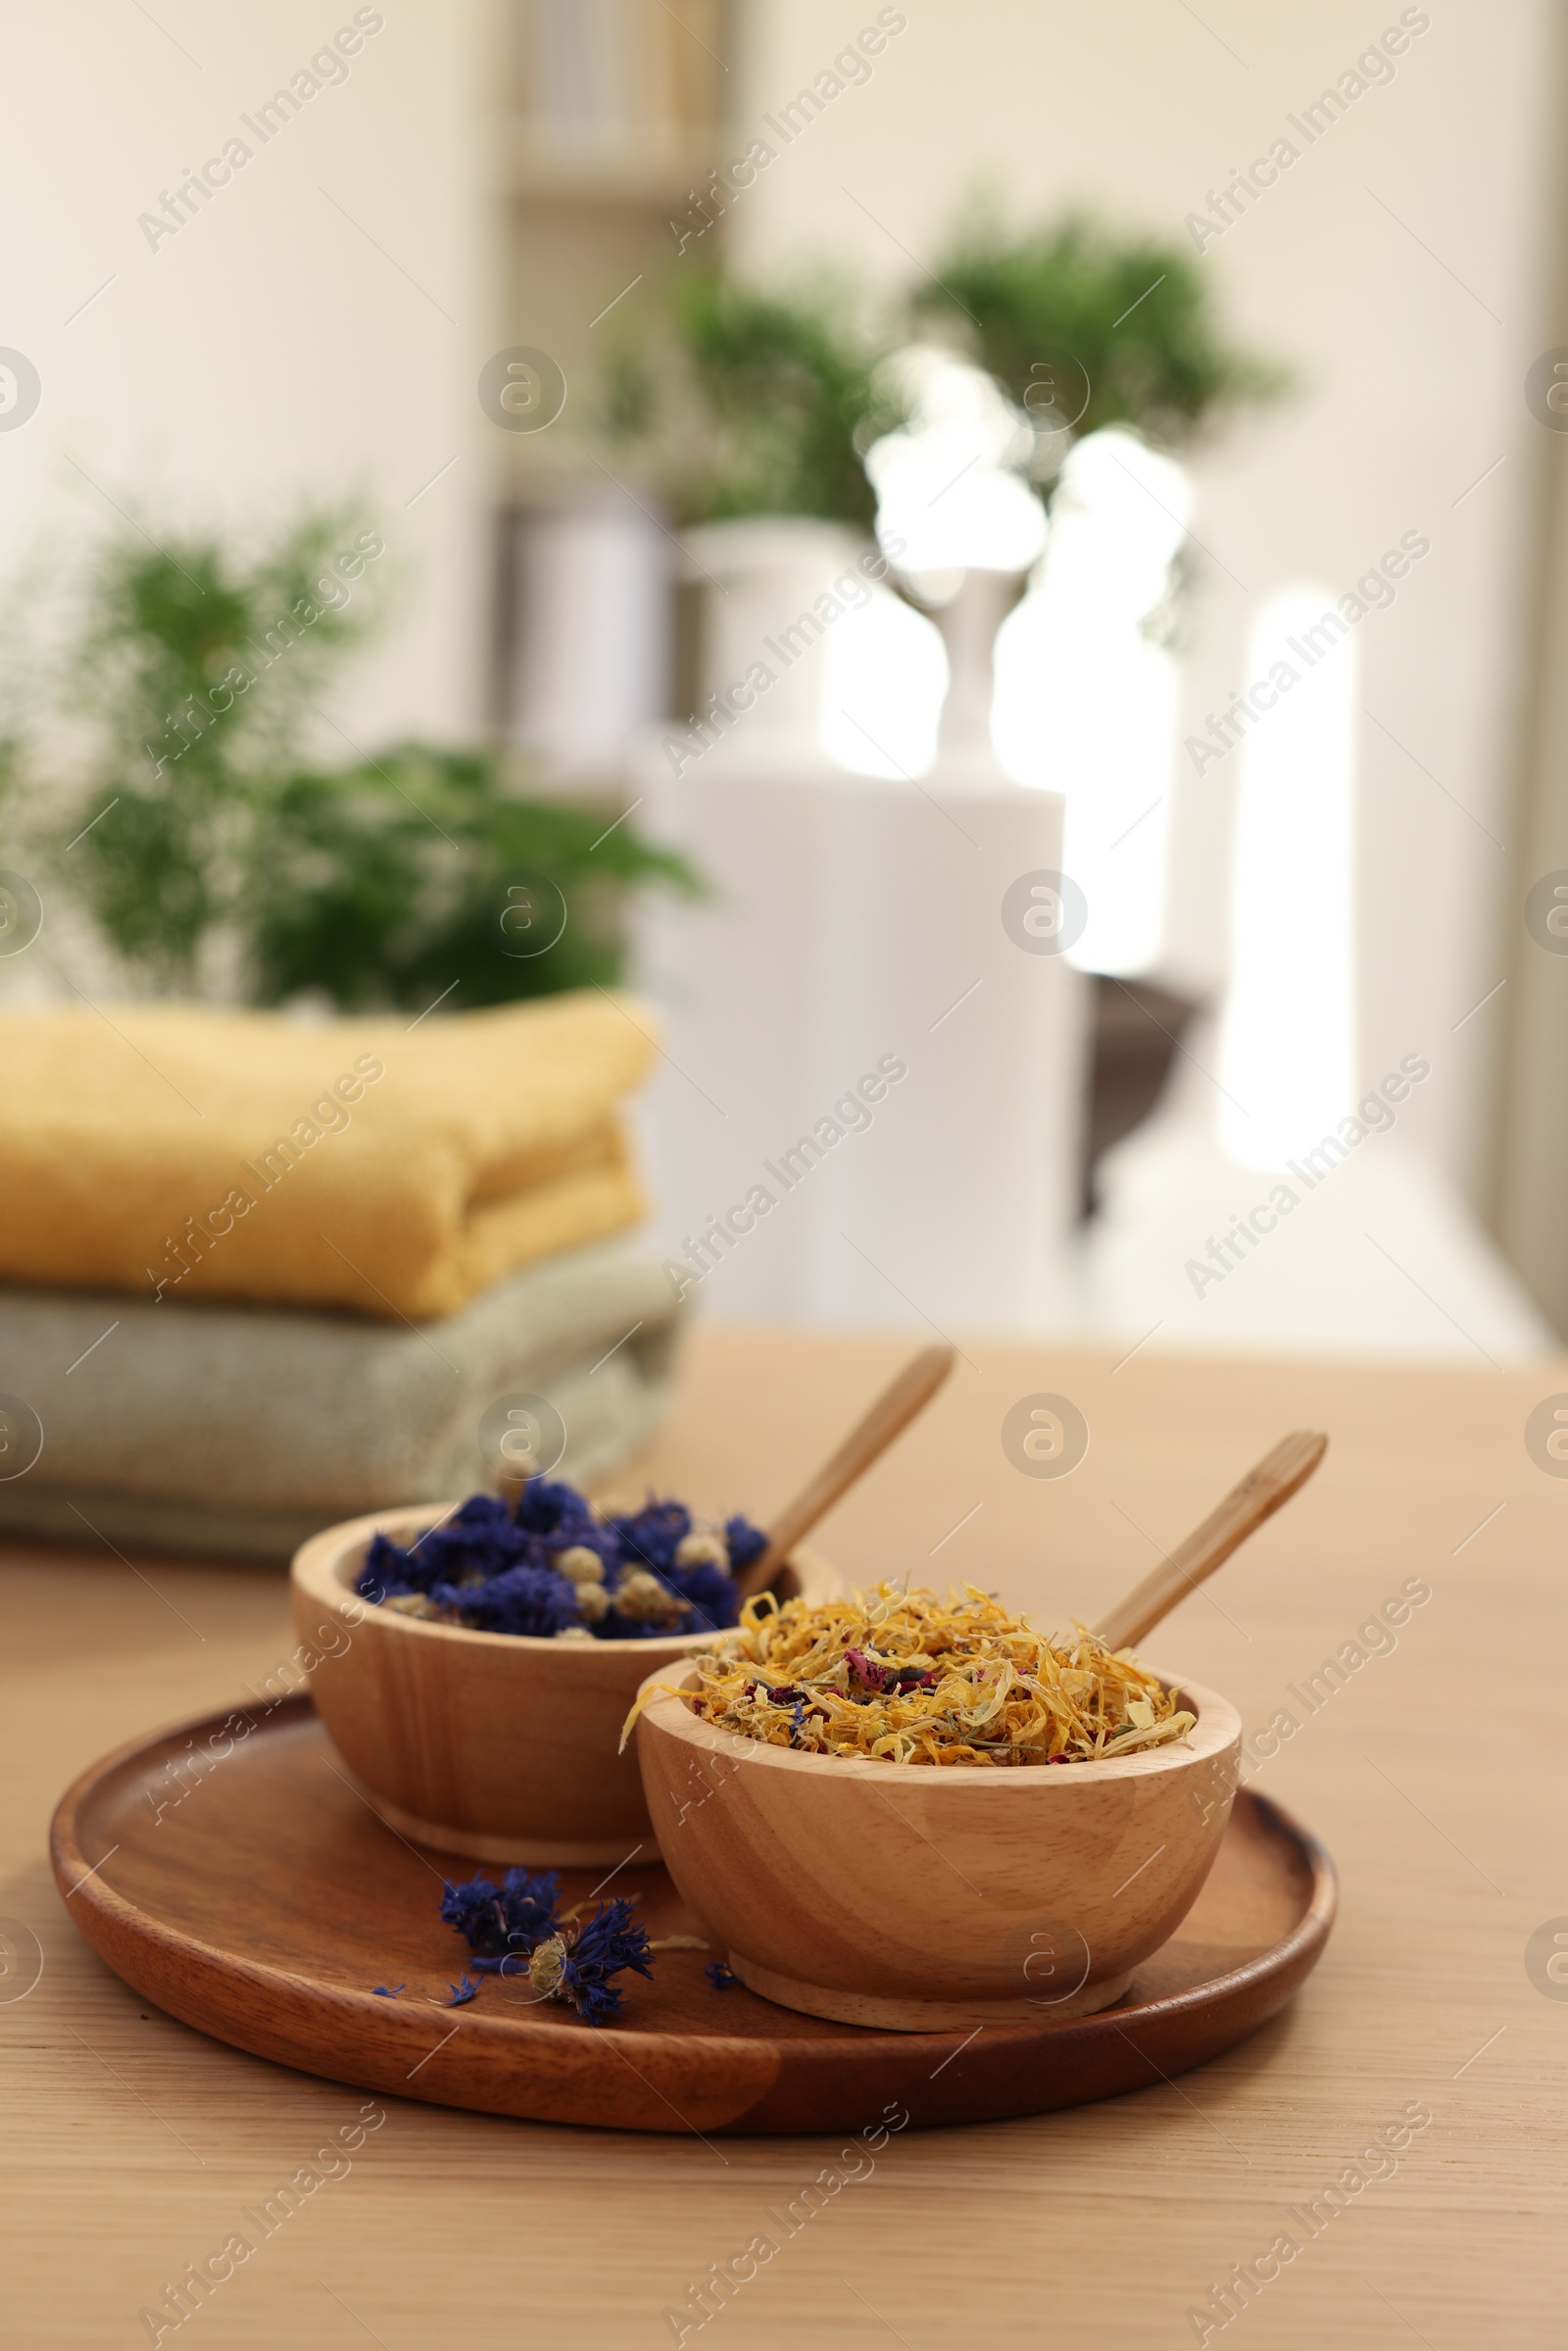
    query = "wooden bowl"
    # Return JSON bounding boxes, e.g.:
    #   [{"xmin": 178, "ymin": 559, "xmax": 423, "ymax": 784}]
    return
[
  {"xmin": 635, "ymin": 1665, "xmax": 1243, "ymax": 2031},
  {"xmin": 290, "ymin": 1503, "xmax": 834, "ymax": 1868}
]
